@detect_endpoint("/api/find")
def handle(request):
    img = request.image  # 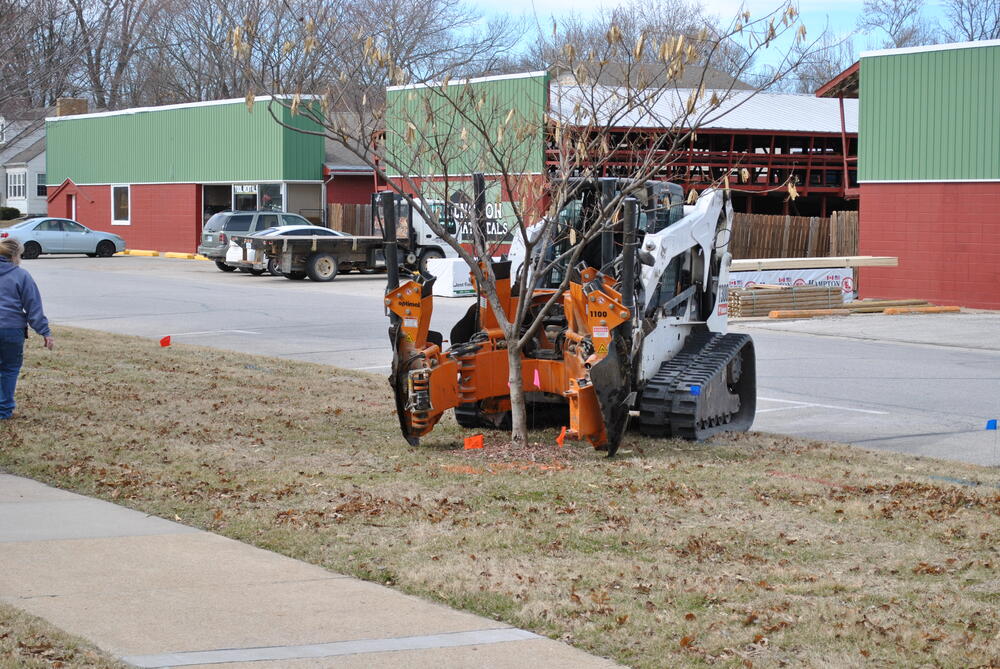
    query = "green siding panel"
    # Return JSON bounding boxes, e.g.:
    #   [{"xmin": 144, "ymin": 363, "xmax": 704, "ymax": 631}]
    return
[
  {"xmin": 46, "ymin": 100, "xmax": 323, "ymax": 185},
  {"xmin": 384, "ymin": 73, "xmax": 549, "ymax": 177},
  {"xmin": 281, "ymin": 104, "xmax": 326, "ymax": 181},
  {"xmin": 859, "ymin": 44, "xmax": 1000, "ymax": 182}
]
